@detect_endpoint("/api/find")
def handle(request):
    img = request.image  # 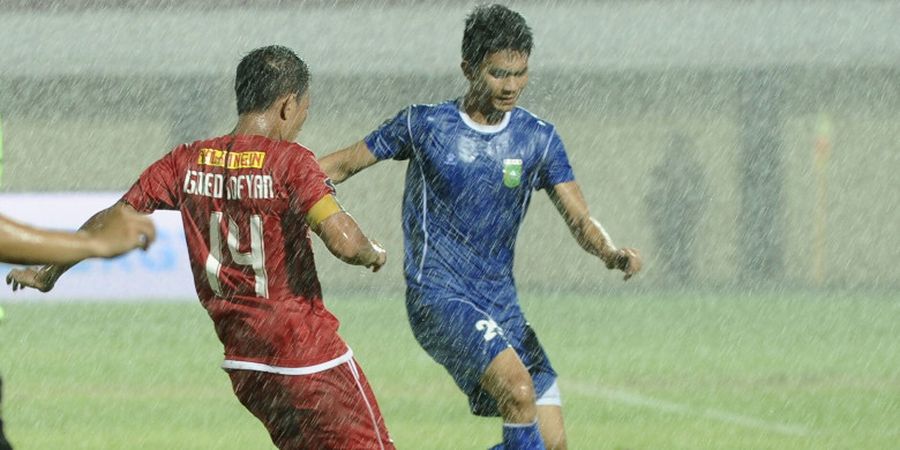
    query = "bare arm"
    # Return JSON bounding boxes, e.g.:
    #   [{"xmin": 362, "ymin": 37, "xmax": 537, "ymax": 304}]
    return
[
  {"xmin": 0, "ymin": 215, "xmax": 106, "ymax": 265},
  {"xmin": 318, "ymin": 140, "xmax": 379, "ymax": 184},
  {"xmin": 306, "ymin": 194, "xmax": 386, "ymax": 271},
  {"xmin": 315, "ymin": 213, "xmax": 386, "ymax": 271},
  {"xmin": 548, "ymin": 181, "xmax": 642, "ymax": 280},
  {"xmin": 5, "ymin": 202, "xmax": 156, "ymax": 292}
]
